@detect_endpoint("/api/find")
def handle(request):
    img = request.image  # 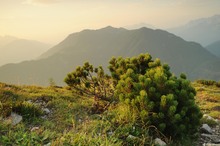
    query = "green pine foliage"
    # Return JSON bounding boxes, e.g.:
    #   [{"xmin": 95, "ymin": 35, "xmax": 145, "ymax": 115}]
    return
[
  {"xmin": 109, "ymin": 53, "xmax": 202, "ymax": 140},
  {"xmin": 64, "ymin": 62, "xmax": 114, "ymax": 101}
]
